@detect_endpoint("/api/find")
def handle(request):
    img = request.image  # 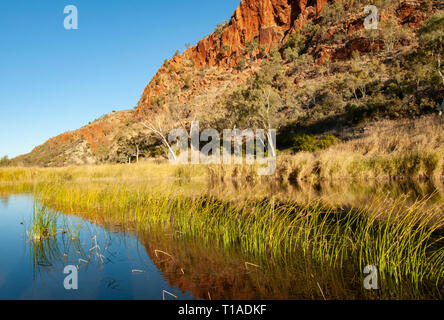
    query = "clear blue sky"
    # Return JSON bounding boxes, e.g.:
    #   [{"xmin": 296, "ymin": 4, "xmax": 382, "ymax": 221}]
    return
[{"xmin": 0, "ymin": 0, "xmax": 240, "ymax": 158}]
